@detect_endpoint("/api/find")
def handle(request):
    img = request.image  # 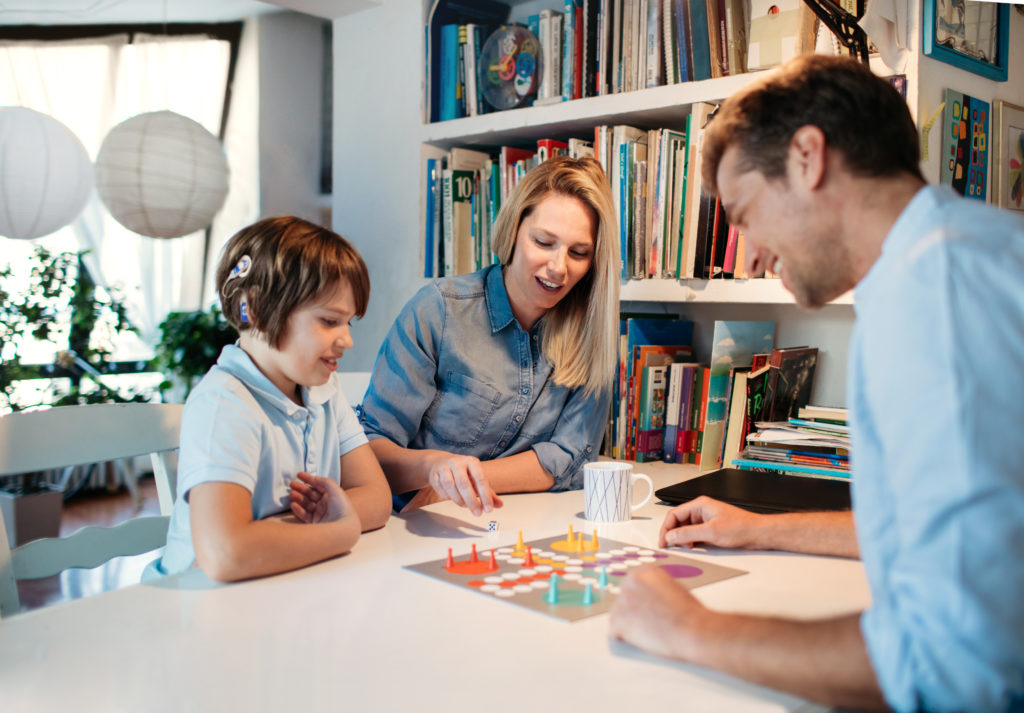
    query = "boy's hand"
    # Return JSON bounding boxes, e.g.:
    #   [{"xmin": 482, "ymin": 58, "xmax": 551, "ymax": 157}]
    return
[{"xmin": 289, "ymin": 471, "xmax": 351, "ymax": 524}]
